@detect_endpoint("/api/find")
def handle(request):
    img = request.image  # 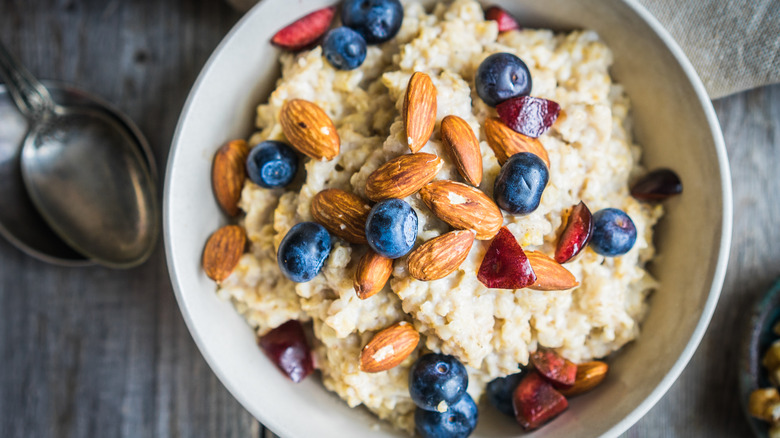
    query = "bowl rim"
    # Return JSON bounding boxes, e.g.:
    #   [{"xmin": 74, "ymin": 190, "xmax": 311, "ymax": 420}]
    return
[
  {"xmin": 602, "ymin": 2, "xmax": 732, "ymax": 435},
  {"xmin": 162, "ymin": 0, "xmax": 733, "ymax": 436}
]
